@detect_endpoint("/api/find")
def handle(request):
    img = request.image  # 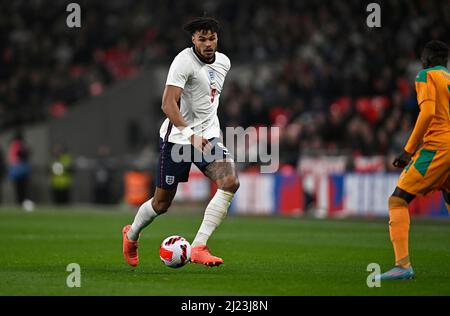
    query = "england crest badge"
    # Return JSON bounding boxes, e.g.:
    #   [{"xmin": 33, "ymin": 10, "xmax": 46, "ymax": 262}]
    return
[{"xmin": 166, "ymin": 175, "xmax": 175, "ymax": 185}]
